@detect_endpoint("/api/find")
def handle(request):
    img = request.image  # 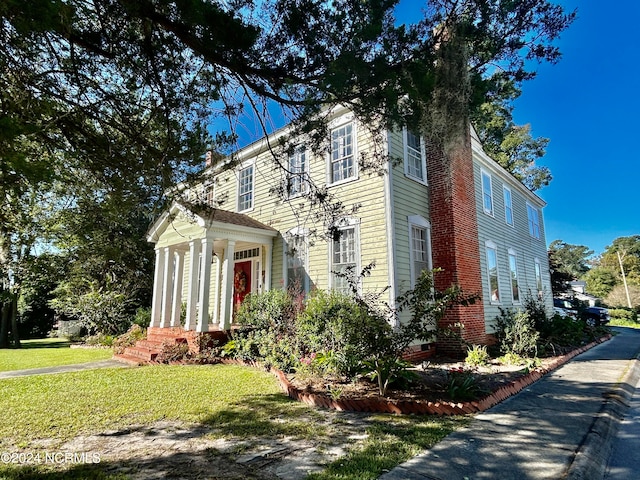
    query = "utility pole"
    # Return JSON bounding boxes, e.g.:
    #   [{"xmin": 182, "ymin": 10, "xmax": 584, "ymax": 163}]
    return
[{"xmin": 617, "ymin": 250, "xmax": 633, "ymax": 309}]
